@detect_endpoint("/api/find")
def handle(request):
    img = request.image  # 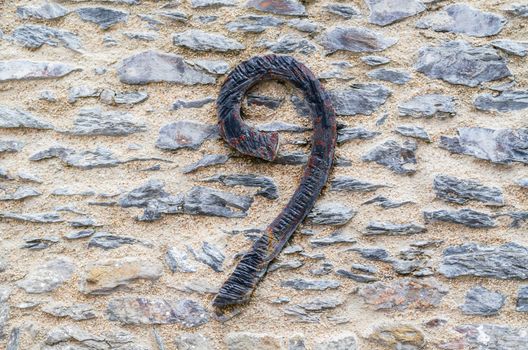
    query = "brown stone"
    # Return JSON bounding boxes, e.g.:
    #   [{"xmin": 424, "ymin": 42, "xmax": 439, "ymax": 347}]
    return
[{"xmin": 368, "ymin": 324, "xmax": 425, "ymax": 349}]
